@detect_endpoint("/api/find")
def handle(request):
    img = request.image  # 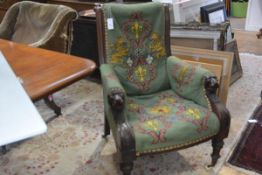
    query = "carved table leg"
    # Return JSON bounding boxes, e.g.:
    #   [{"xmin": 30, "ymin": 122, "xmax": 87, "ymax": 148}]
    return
[
  {"xmin": 208, "ymin": 138, "xmax": 224, "ymax": 167},
  {"xmin": 102, "ymin": 115, "xmax": 110, "ymax": 138},
  {"xmin": 44, "ymin": 95, "xmax": 61, "ymax": 116},
  {"xmin": 1, "ymin": 145, "xmax": 7, "ymax": 154}
]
